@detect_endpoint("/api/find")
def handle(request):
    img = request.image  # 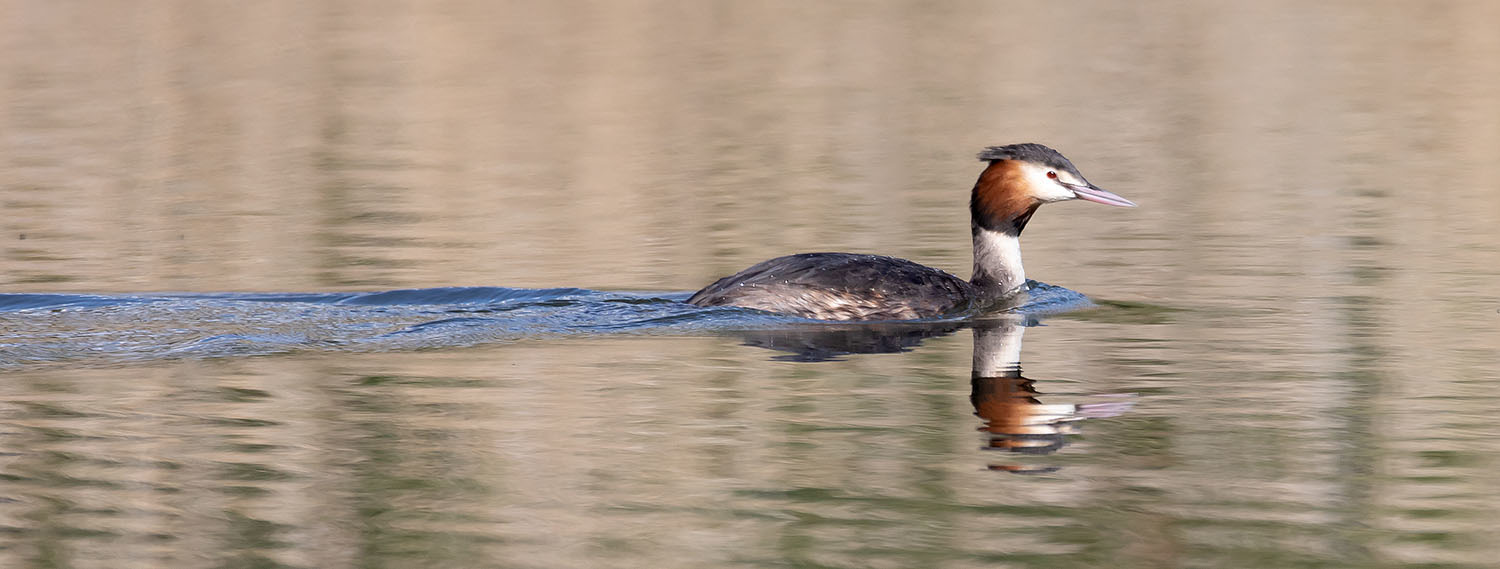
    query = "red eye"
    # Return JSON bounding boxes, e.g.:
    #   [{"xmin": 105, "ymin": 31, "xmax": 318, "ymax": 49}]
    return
[{"xmin": 1046, "ymin": 171, "xmax": 1058, "ymax": 179}]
